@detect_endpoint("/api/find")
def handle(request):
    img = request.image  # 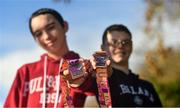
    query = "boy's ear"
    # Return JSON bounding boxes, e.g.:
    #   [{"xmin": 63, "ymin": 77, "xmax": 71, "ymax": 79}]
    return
[{"xmin": 63, "ymin": 21, "xmax": 69, "ymax": 32}]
